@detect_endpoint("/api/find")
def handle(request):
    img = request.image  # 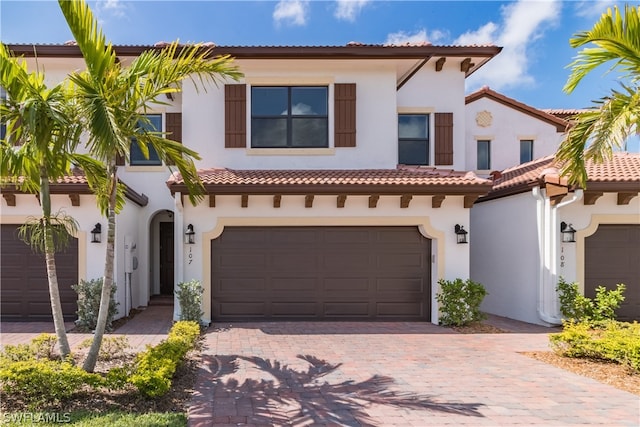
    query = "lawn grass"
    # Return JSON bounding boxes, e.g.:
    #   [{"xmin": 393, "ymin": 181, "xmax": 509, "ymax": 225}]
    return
[{"xmin": 2, "ymin": 411, "xmax": 186, "ymax": 426}]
